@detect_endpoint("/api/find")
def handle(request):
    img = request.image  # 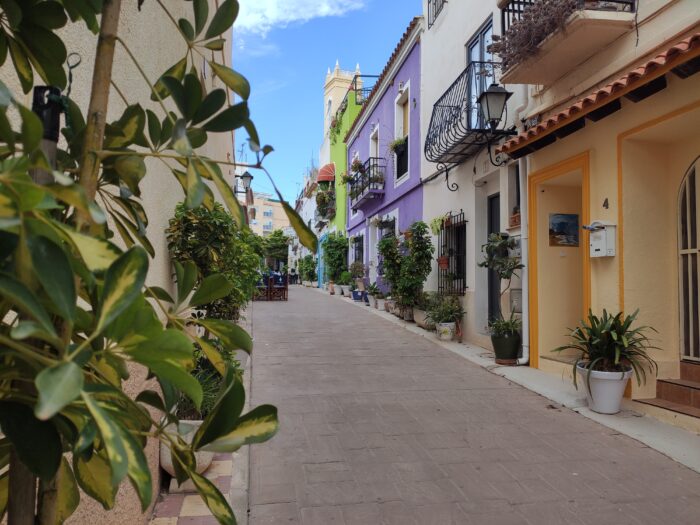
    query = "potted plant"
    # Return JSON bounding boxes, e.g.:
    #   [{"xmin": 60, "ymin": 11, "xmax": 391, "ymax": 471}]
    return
[
  {"xmin": 427, "ymin": 296, "xmax": 465, "ymax": 341},
  {"xmin": 350, "ymin": 158, "xmax": 365, "ymax": 174},
  {"xmin": 337, "ymin": 270, "xmax": 352, "ymax": 296},
  {"xmin": 350, "ymin": 282, "xmax": 364, "ymax": 302},
  {"xmin": 414, "ymin": 292, "xmax": 437, "ymax": 330},
  {"xmin": 323, "ymin": 233, "xmax": 348, "ymax": 296},
  {"xmin": 160, "ymin": 340, "xmax": 240, "ymax": 476},
  {"xmin": 367, "ymin": 282, "xmax": 381, "ymax": 308},
  {"xmin": 554, "ymin": 309, "xmax": 658, "ymax": 414},
  {"xmin": 479, "ymin": 233, "xmax": 524, "ymax": 364},
  {"xmin": 430, "ymin": 214, "xmax": 447, "ymax": 235},
  {"xmin": 396, "ymin": 222, "xmax": 435, "ymax": 322},
  {"xmin": 389, "ymin": 136, "xmax": 407, "ymax": 154}
]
